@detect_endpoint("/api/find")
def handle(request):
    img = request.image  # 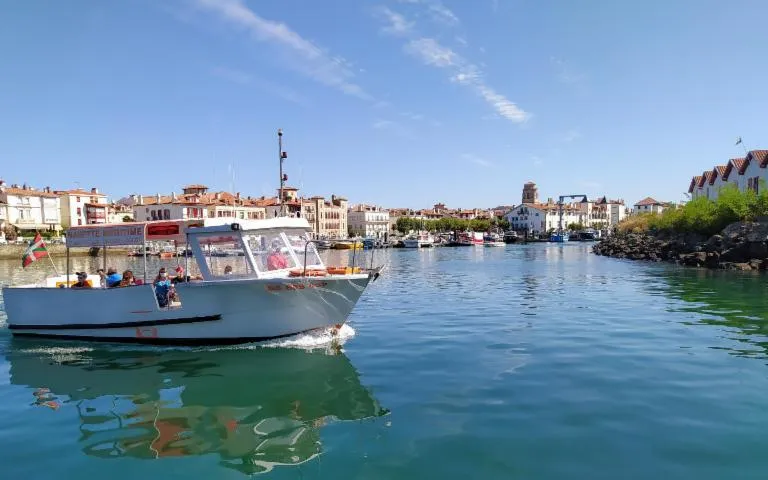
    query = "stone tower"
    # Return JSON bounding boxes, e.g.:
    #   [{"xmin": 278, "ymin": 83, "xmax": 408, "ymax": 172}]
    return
[{"xmin": 522, "ymin": 182, "xmax": 539, "ymax": 204}]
